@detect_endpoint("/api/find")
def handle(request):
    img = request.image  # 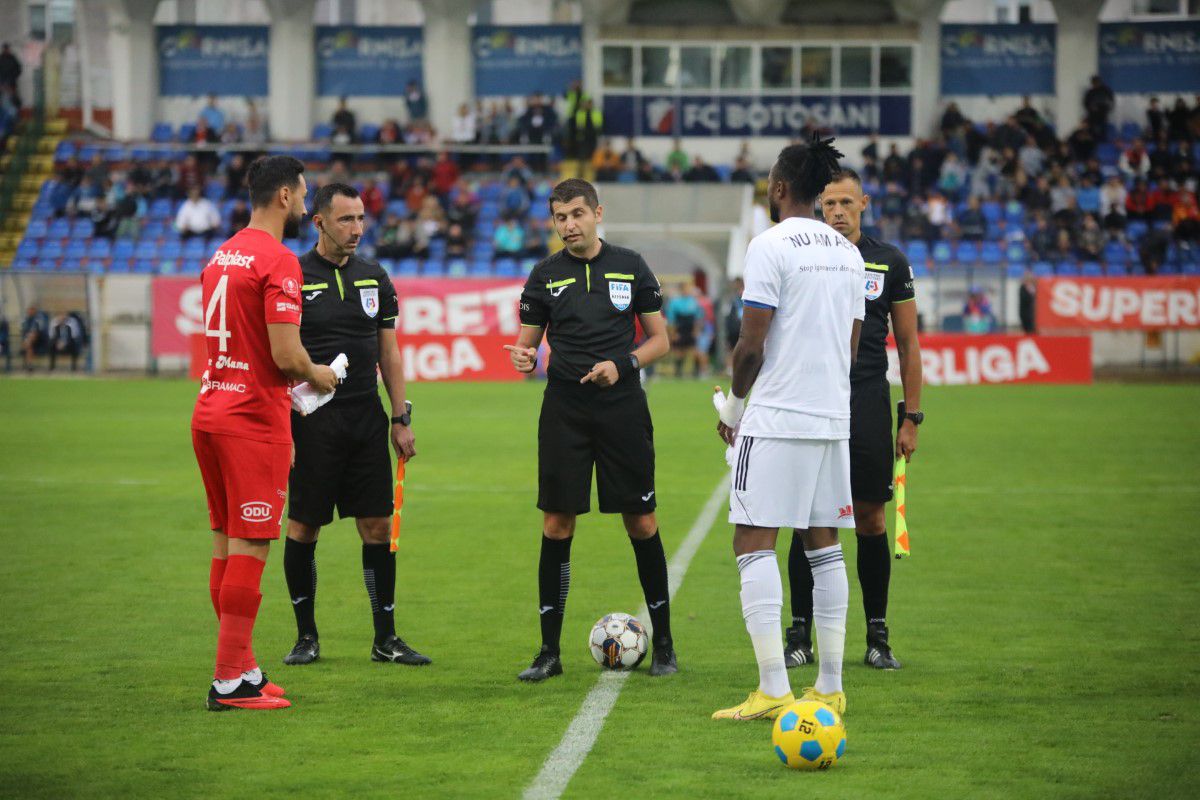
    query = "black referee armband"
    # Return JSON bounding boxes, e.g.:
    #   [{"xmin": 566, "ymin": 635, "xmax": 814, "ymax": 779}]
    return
[{"xmin": 616, "ymin": 354, "xmax": 640, "ymax": 381}]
